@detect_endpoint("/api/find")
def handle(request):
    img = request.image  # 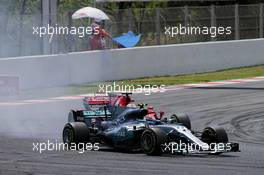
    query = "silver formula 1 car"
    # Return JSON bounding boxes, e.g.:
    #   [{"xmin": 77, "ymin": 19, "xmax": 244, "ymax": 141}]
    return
[{"xmin": 62, "ymin": 95, "xmax": 239, "ymax": 156}]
